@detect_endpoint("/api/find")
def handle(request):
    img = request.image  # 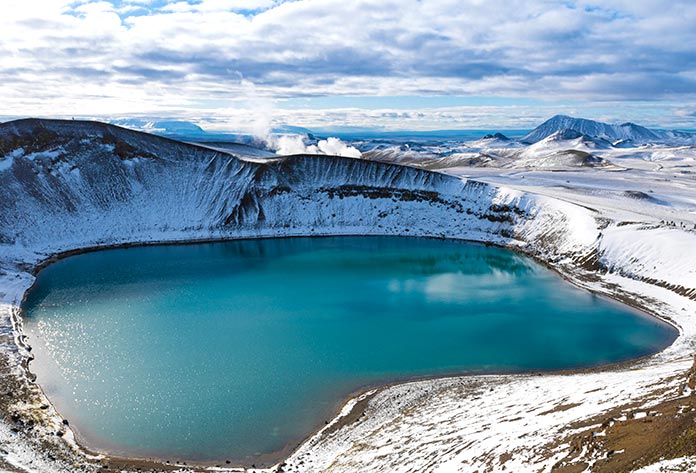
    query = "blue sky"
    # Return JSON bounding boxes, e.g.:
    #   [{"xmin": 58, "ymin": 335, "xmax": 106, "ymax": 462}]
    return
[{"xmin": 2, "ymin": 0, "xmax": 696, "ymax": 131}]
